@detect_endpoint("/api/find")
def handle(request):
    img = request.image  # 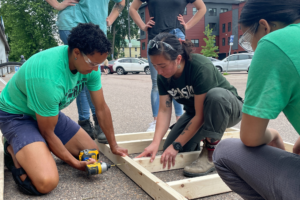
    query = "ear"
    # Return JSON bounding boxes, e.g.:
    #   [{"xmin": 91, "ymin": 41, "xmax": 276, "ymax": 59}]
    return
[
  {"xmin": 258, "ymin": 19, "xmax": 271, "ymax": 35},
  {"xmin": 177, "ymin": 54, "xmax": 182, "ymax": 64},
  {"xmin": 73, "ymin": 48, "xmax": 81, "ymax": 57}
]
